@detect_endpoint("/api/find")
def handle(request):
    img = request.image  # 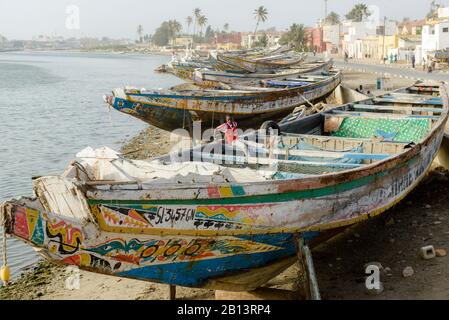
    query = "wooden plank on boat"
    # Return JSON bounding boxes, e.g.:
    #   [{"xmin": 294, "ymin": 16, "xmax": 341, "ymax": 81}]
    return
[
  {"xmin": 374, "ymin": 98, "xmax": 443, "ymax": 105},
  {"xmin": 329, "ymin": 110, "xmax": 440, "ymax": 120},
  {"xmin": 409, "ymin": 86, "xmax": 440, "ymax": 93},
  {"xmin": 271, "ymin": 148, "xmax": 389, "ymax": 160},
  {"xmin": 194, "ymin": 152, "xmax": 364, "ymax": 169},
  {"xmin": 352, "ymin": 104, "xmax": 443, "ymax": 113},
  {"xmin": 280, "ymin": 133, "xmax": 410, "ymax": 144},
  {"xmin": 387, "ymin": 92, "xmax": 442, "ymax": 100}
]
